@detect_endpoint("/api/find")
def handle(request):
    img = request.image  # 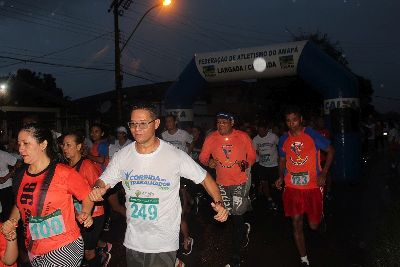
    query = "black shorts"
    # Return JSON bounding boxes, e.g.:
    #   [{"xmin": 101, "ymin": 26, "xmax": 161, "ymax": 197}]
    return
[
  {"xmin": 80, "ymin": 215, "xmax": 105, "ymax": 250},
  {"xmin": 255, "ymin": 165, "xmax": 279, "ymax": 184}
]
